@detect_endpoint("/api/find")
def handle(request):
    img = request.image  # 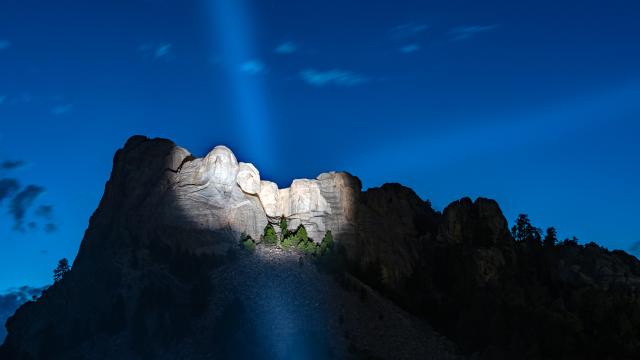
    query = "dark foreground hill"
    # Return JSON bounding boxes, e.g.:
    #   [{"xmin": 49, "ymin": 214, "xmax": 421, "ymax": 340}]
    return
[
  {"xmin": 0, "ymin": 287, "xmax": 45, "ymax": 344},
  {"xmin": 2, "ymin": 136, "xmax": 639, "ymax": 360}
]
